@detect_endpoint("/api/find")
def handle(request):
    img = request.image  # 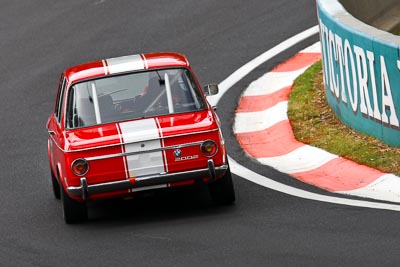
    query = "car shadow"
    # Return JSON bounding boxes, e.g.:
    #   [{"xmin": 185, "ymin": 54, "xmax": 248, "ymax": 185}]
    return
[{"xmin": 85, "ymin": 185, "xmax": 236, "ymax": 226}]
